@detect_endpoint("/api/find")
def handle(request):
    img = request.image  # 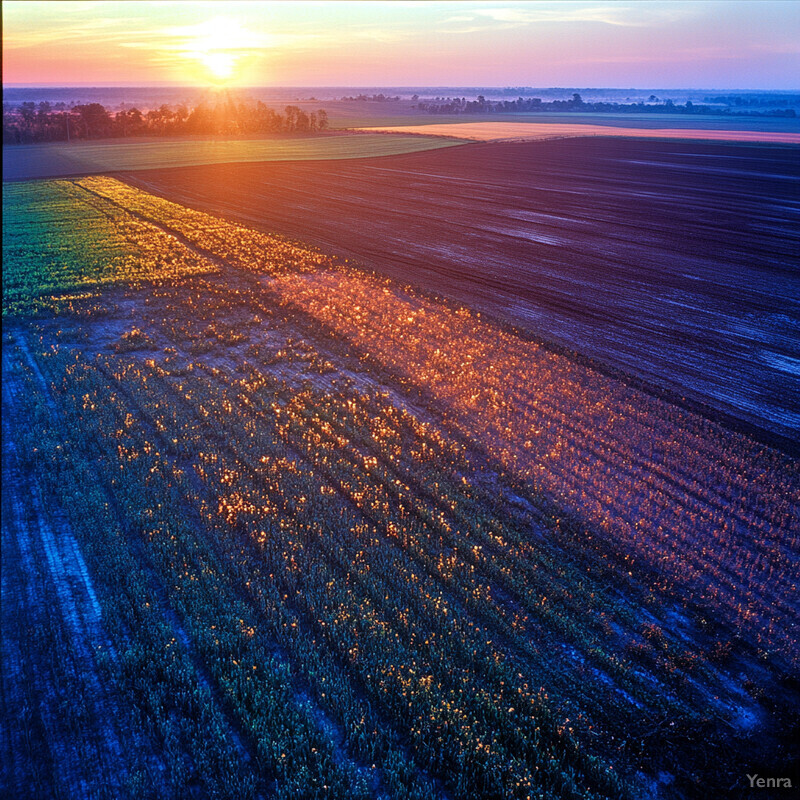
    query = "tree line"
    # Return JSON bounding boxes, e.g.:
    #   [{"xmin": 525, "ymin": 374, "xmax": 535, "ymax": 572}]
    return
[
  {"xmin": 3, "ymin": 99, "xmax": 329, "ymax": 144},
  {"xmin": 703, "ymin": 93, "xmax": 800, "ymax": 107},
  {"xmin": 416, "ymin": 94, "xmax": 797, "ymax": 117},
  {"xmin": 340, "ymin": 93, "xmax": 401, "ymax": 102}
]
